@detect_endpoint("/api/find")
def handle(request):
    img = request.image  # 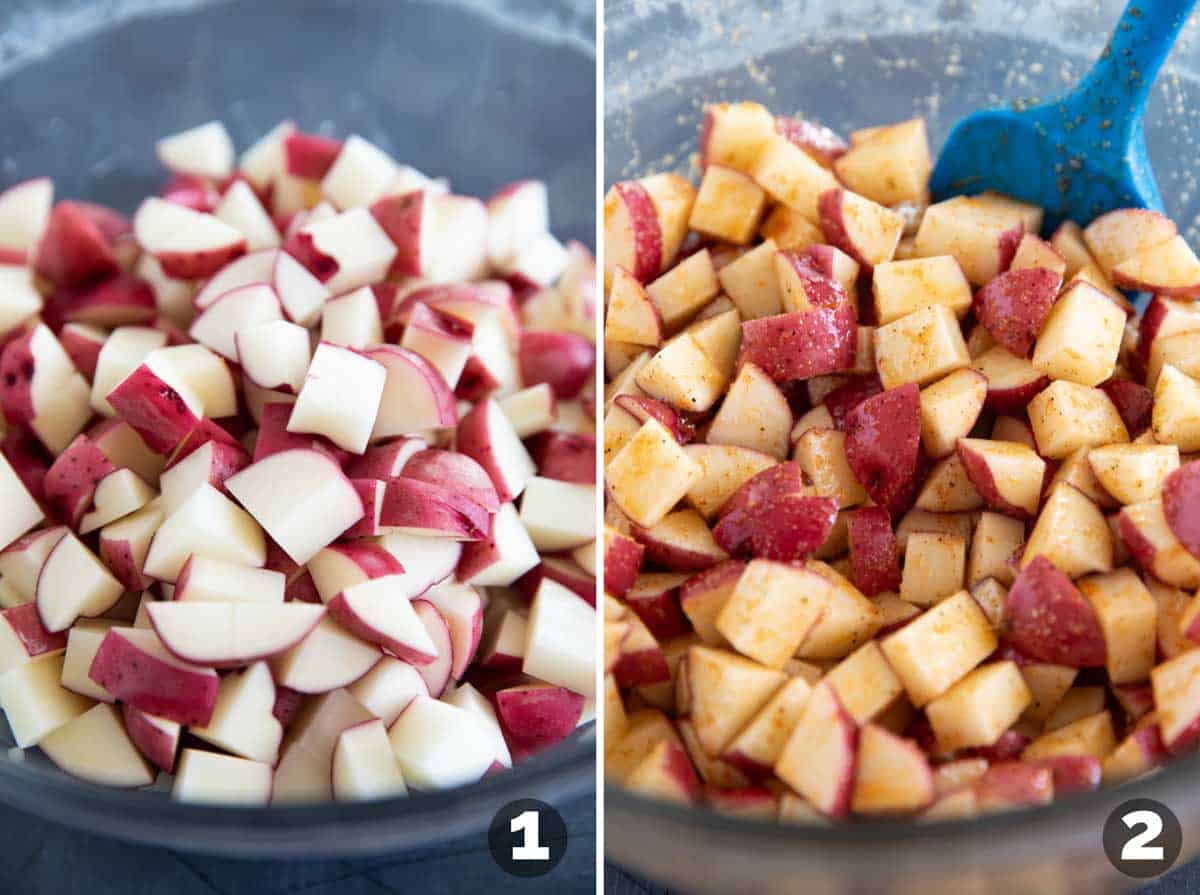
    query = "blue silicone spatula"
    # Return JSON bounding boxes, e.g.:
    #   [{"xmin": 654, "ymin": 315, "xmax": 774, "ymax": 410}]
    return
[{"xmin": 929, "ymin": 0, "xmax": 1197, "ymax": 230}]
